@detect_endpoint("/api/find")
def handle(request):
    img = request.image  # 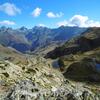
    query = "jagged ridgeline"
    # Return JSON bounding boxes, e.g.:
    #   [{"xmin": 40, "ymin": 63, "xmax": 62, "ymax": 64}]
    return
[{"xmin": 0, "ymin": 26, "xmax": 86, "ymax": 53}]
